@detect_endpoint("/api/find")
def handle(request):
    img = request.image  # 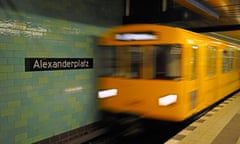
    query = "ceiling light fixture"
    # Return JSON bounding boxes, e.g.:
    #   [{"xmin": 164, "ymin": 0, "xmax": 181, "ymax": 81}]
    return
[{"xmin": 175, "ymin": 0, "xmax": 219, "ymax": 19}]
